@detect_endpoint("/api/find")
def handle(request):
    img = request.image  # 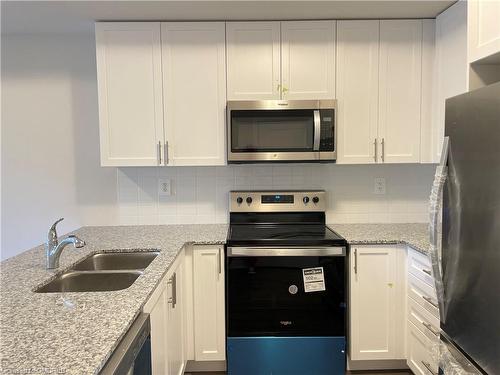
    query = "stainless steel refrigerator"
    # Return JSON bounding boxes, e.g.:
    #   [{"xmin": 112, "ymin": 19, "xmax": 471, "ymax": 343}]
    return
[{"xmin": 430, "ymin": 81, "xmax": 500, "ymax": 374}]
